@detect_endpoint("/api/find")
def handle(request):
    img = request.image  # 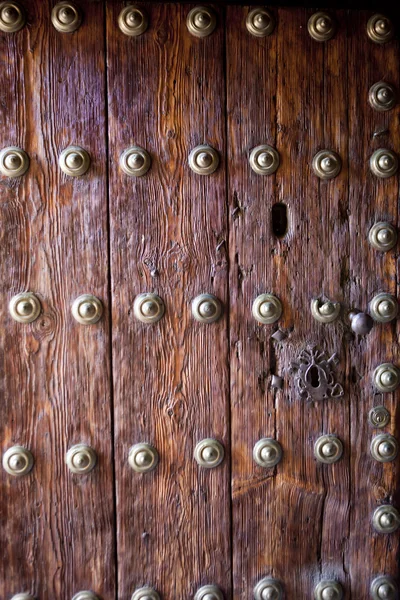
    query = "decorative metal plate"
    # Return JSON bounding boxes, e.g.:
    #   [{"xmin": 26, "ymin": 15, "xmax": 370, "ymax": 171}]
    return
[{"xmin": 289, "ymin": 345, "xmax": 344, "ymax": 401}]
